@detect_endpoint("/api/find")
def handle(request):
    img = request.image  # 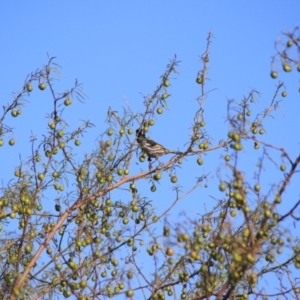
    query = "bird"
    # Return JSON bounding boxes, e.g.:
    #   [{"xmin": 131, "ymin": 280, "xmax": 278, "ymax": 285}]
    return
[{"xmin": 136, "ymin": 129, "xmax": 182, "ymax": 161}]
